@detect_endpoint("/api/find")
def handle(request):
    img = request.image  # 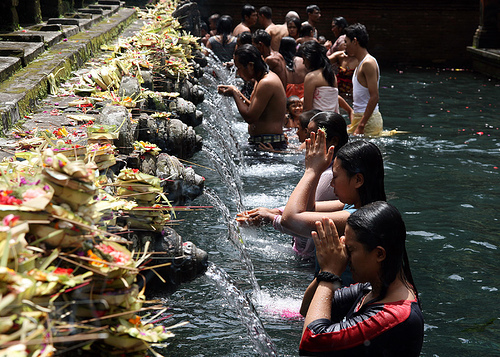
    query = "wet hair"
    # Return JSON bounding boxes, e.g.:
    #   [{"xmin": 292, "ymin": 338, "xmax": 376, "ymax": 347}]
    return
[
  {"xmin": 347, "ymin": 201, "xmax": 420, "ymax": 307},
  {"xmin": 285, "ymin": 11, "xmax": 300, "ymax": 22},
  {"xmin": 310, "ymin": 112, "xmax": 348, "ymax": 154},
  {"xmin": 333, "ymin": 16, "xmax": 348, "ymax": 31},
  {"xmin": 237, "ymin": 31, "xmax": 252, "ymax": 46},
  {"xmin": 345, "ymin": 23, "xmax": 369, "ymax": 48},
  {"xmin": 335, "ymin": 140, "xmax": 386, "ymax": 205},
  {"xmin": 241, "ymin": 4, "xmax": 256, "ymax": 21},
  {"xmin": 279, "ymin": 36, "xmax": 297, "ymax": 71},
  {"xmin": 234, "ymin": 44, "xmax": 268, "ymax": 78},
  {"xmin": 306, "ymin": 5, "xmax": 320, "ymax": 14},
  {"xmin": 216, "ymin": 15, "xmax": 233, "ymax": 44},
  {"xmin": 298, "ymin": 109, "xmax": 321, "ymax": 130},
  {"xmin": 209, "ymin": 13, "xmax": 220, "ymax": 26},
  {"xmin": 299, "ymin": 23, "xmax": 314, "ymax": 38},
  {"xmin": 200, "ymin": 21, "xmax": 209, "ymax": 34},
  {"xmin": 300, "ymin": 40, "xmax": 336, "ymax": 87},
  {"xmin": 258, "ymin": 6, "xmax": 272, "ymax": 19},
  {"xmin": 287, "ymin": 17, "xmax": 302, "ymax": 35},
  {"xmin": 252, "ymin": 29, "xmax": 271, "ymax": 48}
]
